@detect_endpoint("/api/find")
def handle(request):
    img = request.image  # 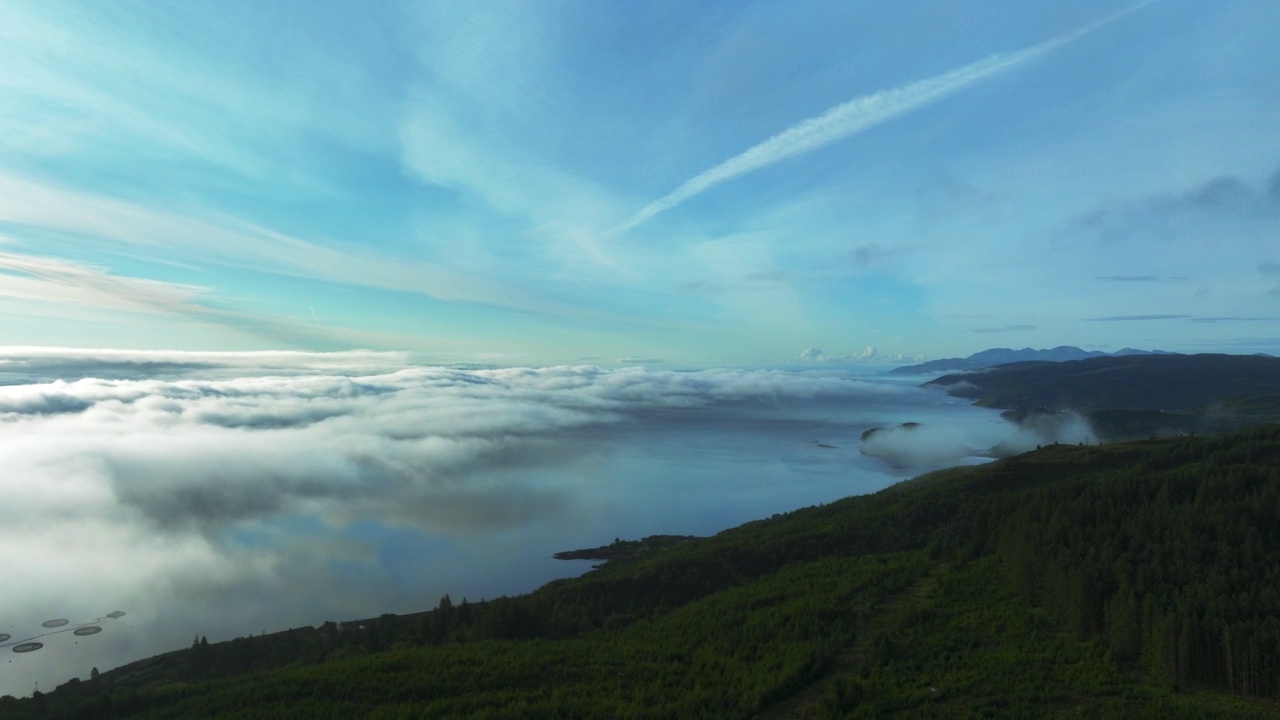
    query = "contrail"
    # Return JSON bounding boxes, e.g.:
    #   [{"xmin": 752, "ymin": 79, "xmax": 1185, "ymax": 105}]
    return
[{"xmin": 613, "ymin": 1, "xmax": 1154, "ymax": 234}]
